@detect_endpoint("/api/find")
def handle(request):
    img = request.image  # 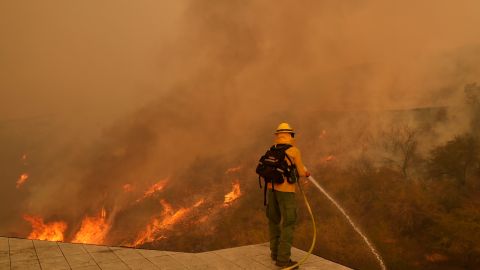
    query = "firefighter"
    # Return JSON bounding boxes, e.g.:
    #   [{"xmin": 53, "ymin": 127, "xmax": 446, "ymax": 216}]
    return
[{"xmin": 267, "ymin": 123, "xmax": 310, "ymax": 268}]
